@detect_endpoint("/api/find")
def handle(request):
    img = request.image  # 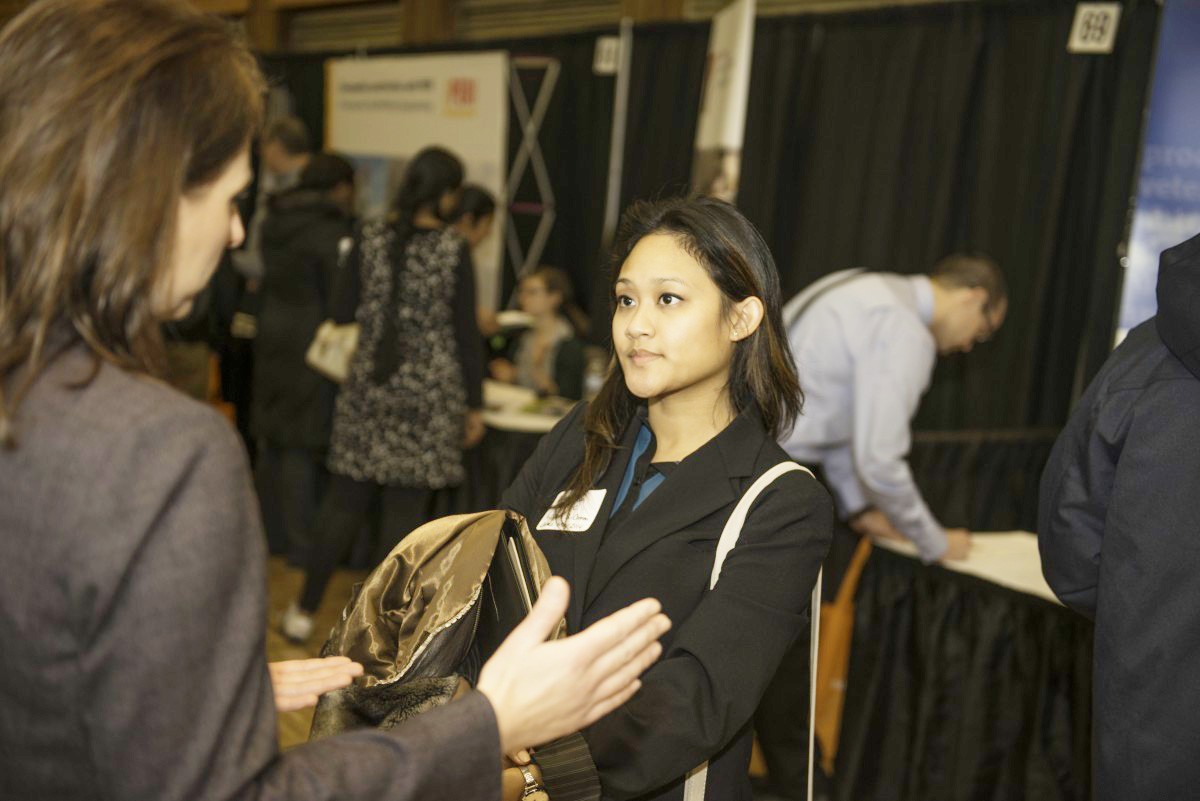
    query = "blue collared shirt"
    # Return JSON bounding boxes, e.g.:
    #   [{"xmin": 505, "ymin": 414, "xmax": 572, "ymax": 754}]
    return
[{"xmin": 779, "ymin": 270, "xmax": 946, "ymax": 561}]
